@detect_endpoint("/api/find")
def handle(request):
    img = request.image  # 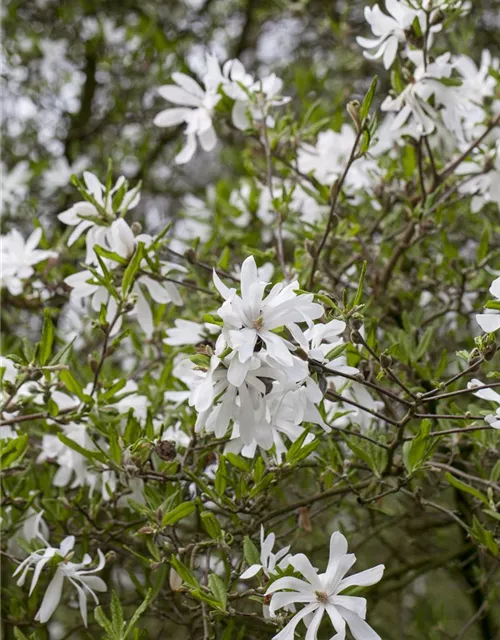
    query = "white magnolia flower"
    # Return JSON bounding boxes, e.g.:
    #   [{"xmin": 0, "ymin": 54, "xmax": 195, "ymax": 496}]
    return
[
  {"xmin": 37, "ymin": 422, "xmax": 116, "ymax": 499},
  {"xmin": 65, "ymin": 219, "xmax": 183, "ymax": 337},
  {"xmin": 154, "ymin": 54, "xmax": 222, "ymax": 164},
  {"xmin": 1, "ymin": 161, "xmax": 30, "ymax": 213},
  {"xmin": 297, "ymin": 126, "xmax": 380, "ymax": 197},
  {"xmin": 456, "ymin": 143, "xmax": 500, "ymax": 213},
  {"xmin": 221, "ymin": 59, "xmax": 290, "ymax": 130},
  {"xmin": 266, "ymin": 531, "xmax": 384, "ymax": 640},
  {"xmin": 468, "ymin": 378, "xmax": 500, "ymax": 429},
  {"xmin": 58, "ymin": 171, "xmax": 140, "ymax": 264},
  {"xmin": 164, "ymin": 319, "xmax": 205, "ymax": 346},
  {"xmin": 43, "ymin": 156, "xmax": 88, "ymax": 197},
  {"xmin": 214, "ymin": 256, "xmax": 324, "ymax": 387},
  {"xmin": 111, "ymin": 379, "xmax": 149, "ymax": 423},
  {"xmin": 357, "ymin": 0, "xmax": 419, "ymax": 69},
  {"xmin": 1, "ymin": 228, "xmax": 57, "ymax": 295},
  {"xmin": 381, "ymin": 51, "xmax": 458, "ymax": 136},
  {"xmin": 13, "ymin": 517, "xmax": 107, "ymax": 626},
  {"xmin": 170, "ymin": 192, "xmax": 213, "ymax": 253},
  {"xmin": 241, "ymin": 526, "xmax": 291, "ymax": 579},
  {"xmin": 476, "ymin": 276, "xmax": 500, "ymax": 333}
]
